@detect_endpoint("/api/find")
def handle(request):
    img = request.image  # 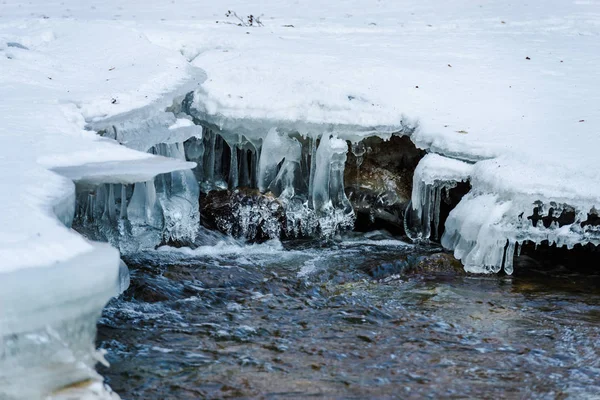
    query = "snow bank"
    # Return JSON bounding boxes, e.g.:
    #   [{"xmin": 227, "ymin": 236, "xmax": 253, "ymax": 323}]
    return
[
  {"xmin": 139, "ymin": 0, "xmax": 600, "ymax": 273},
  {"xmin": 0, "ymin": 17, "xmax": 204, "ymax": 399}
]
